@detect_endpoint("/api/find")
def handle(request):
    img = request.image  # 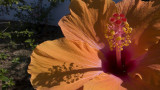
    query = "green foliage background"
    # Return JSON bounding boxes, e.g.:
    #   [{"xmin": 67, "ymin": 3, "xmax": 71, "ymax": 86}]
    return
[{"xmin": 0, "ymin": 0, "xmax": 66, "ymax": 89}]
